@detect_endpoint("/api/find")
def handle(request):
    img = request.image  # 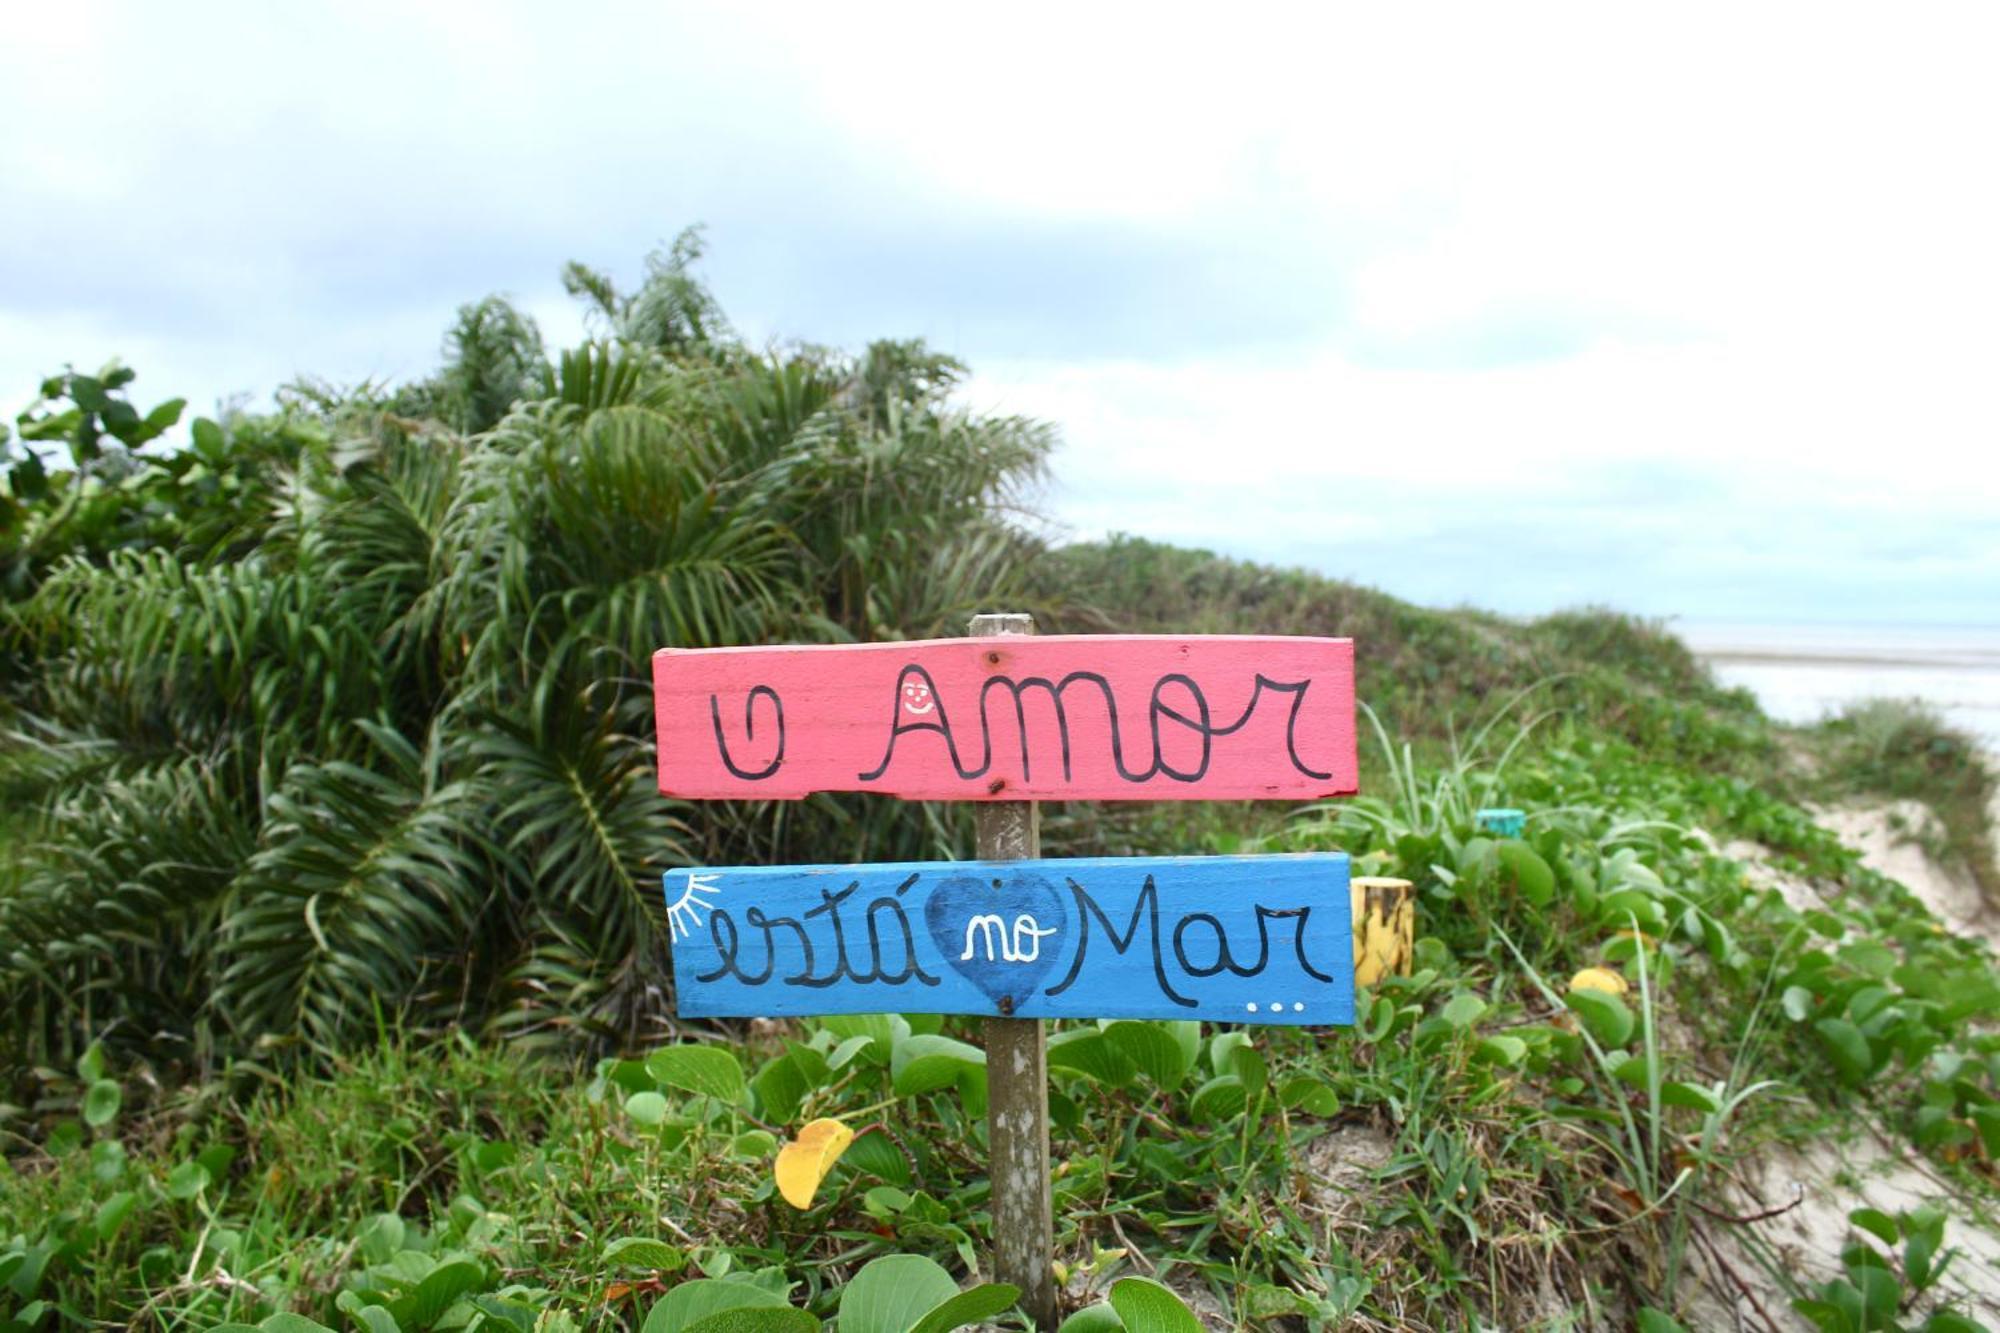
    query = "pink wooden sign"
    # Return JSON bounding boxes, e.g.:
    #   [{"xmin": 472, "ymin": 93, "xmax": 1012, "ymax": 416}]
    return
[{"xmin": 652, "ymin": 635, "xmax": 1356, "ymax": 802}]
